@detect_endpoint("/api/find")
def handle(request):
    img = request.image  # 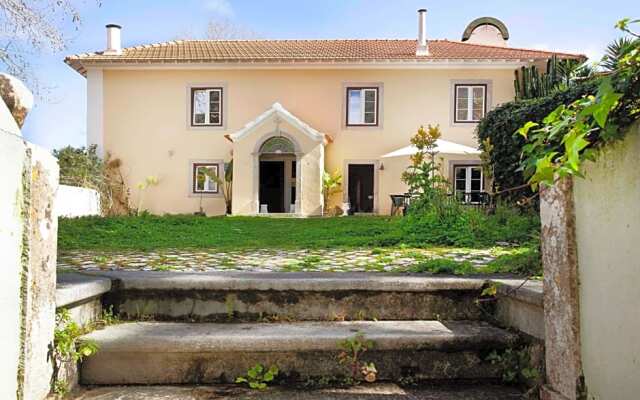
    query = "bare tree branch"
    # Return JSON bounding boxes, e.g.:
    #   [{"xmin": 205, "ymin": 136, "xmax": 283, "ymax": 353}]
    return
[
  {"xmin": 205, "ymin": 18, "xmax": 257, "ymax": 40},
  {"xmin": 0, "ymin": 0, "xmax": 98, "ymax": 90},
  {"xmin": 175, "ymin": 17, "xmax": 258, "ymax": 40}
]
